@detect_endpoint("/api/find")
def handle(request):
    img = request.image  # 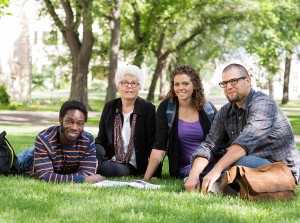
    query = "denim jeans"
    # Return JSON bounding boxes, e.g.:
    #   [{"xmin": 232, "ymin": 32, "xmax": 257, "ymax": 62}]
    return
[
  {"xmin": 232, "ymin": 155, "xmax": 271, "ymax": 168},
  {"xmin": 17, "ymin": 146, "xmax": 34, "ymax": 172},
  {"xmin": 199, "ymin": 155, "xmax": 271, "ymax": 182}
]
